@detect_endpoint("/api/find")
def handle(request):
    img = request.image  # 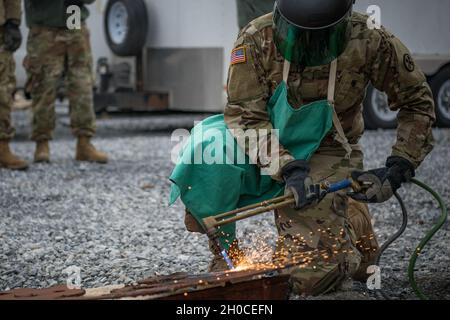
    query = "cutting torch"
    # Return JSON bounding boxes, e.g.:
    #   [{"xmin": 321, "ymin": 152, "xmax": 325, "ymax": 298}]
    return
[{"xmin": 202, "ymin": 178, "xmax": 364, "ymax": 270}]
